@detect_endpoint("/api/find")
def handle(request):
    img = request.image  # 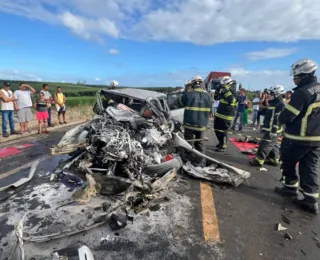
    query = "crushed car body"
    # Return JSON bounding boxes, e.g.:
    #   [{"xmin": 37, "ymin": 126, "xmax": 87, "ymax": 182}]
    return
[
  {"xmin": 22, "ymin": 88, "xmax": 250, "ymax": 242},
  {"xmin": 51, "ymin": 88, "xmax": 250, "ymax": 188}
]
